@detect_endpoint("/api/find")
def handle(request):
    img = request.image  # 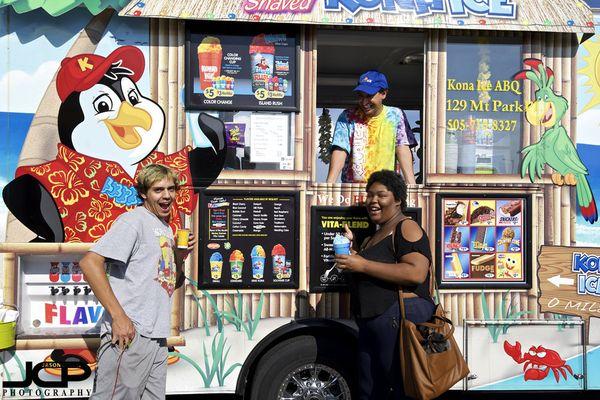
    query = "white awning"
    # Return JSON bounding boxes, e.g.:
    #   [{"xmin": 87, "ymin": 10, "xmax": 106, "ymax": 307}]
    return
[{"xmin": 121, "ymin": 0, "xmax": 594, "ymax": 33}]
